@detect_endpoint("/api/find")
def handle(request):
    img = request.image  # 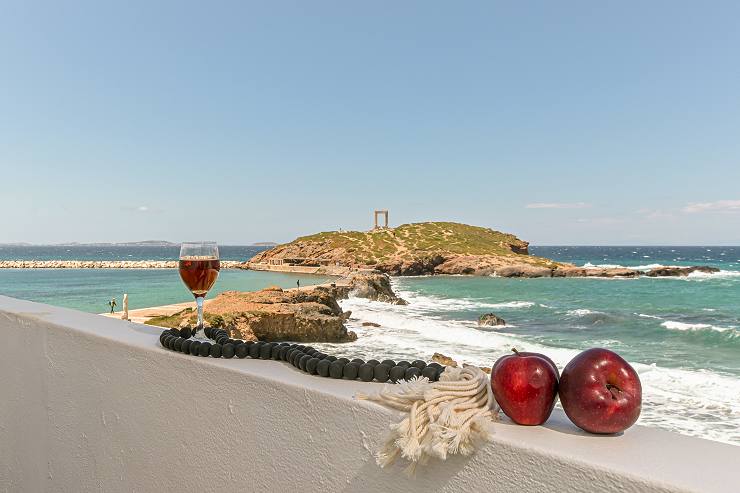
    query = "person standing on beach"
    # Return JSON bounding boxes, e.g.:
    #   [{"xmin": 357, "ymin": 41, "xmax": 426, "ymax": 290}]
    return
[
  {"xmin": 108, "ymin": 298, "xmax": 117, "ymax": 313},
  {"xmin": 297, "ymin": 280, "xmax": 300, "ymax": 290}
]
